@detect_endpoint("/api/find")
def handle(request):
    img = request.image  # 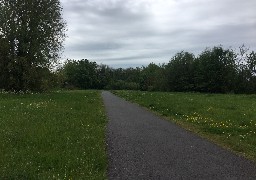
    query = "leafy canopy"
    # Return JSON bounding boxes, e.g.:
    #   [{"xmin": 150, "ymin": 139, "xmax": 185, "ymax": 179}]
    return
[{"xmin": 0, "ymin": 0, "xmax": 66, "ymax": 91}]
